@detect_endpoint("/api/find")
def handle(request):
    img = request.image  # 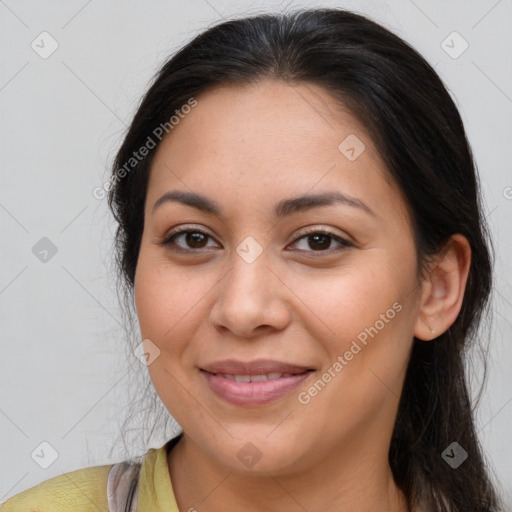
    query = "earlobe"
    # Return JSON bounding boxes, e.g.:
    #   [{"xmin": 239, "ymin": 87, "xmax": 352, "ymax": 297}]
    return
[{"xmin": 413, "ymin": 234, "xmax": 471, "ymax": 341}]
